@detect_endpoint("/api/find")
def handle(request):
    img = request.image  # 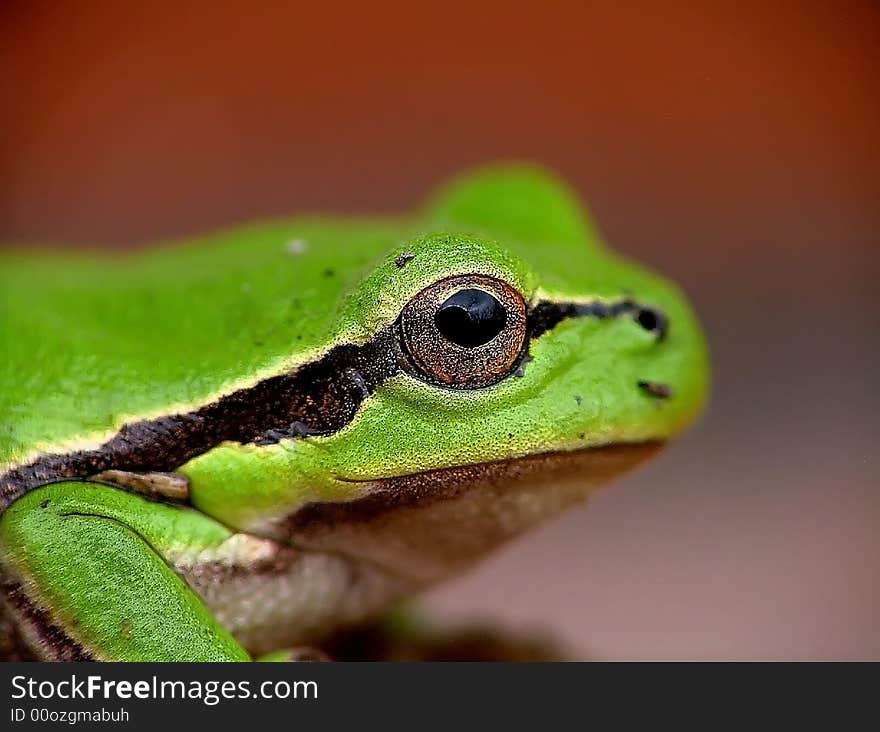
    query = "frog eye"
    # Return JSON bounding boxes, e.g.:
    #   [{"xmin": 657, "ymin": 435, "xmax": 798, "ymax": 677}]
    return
[{"xmin": 397, "ymin": 274, "xmax": 528, "ymax": 389}]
